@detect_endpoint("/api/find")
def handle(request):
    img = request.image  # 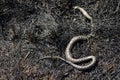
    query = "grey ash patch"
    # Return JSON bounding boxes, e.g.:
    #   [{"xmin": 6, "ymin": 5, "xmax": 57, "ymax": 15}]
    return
[{"xmin": 0, "ymin": 0, "xmax": 120, "ymax": 79}]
